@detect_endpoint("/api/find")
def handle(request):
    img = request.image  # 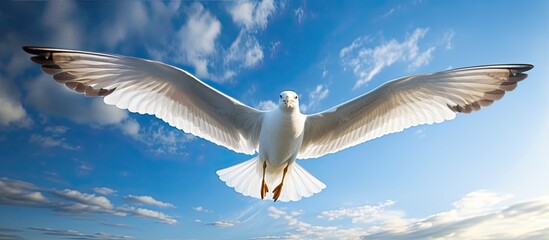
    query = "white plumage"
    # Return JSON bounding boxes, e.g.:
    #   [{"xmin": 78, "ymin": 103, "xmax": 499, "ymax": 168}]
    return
[{"xmin": 24, "ymin": 46, "xmax": 533, "ymax": 202}]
